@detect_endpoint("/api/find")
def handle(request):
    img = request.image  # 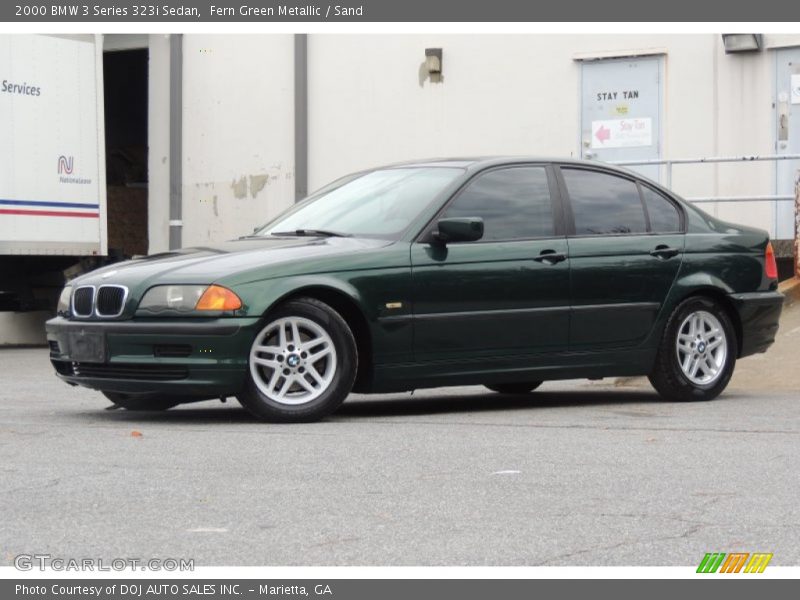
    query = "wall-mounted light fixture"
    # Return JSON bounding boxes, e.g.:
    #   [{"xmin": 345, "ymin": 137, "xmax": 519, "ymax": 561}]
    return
[
  {"xmin": 721, "ymin": 34, "xmax": 763, "ymax": 54},
  {"xmin": 425, "ymin": 48, "xmax": 443, "ymax": 75}
]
